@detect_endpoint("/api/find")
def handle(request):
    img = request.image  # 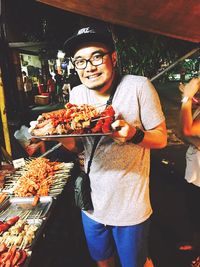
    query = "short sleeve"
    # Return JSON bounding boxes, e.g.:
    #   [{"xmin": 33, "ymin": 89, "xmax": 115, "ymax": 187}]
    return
[{"xmin": 138, "ymin": 79, "xmax": 165, "ymax": 130}]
